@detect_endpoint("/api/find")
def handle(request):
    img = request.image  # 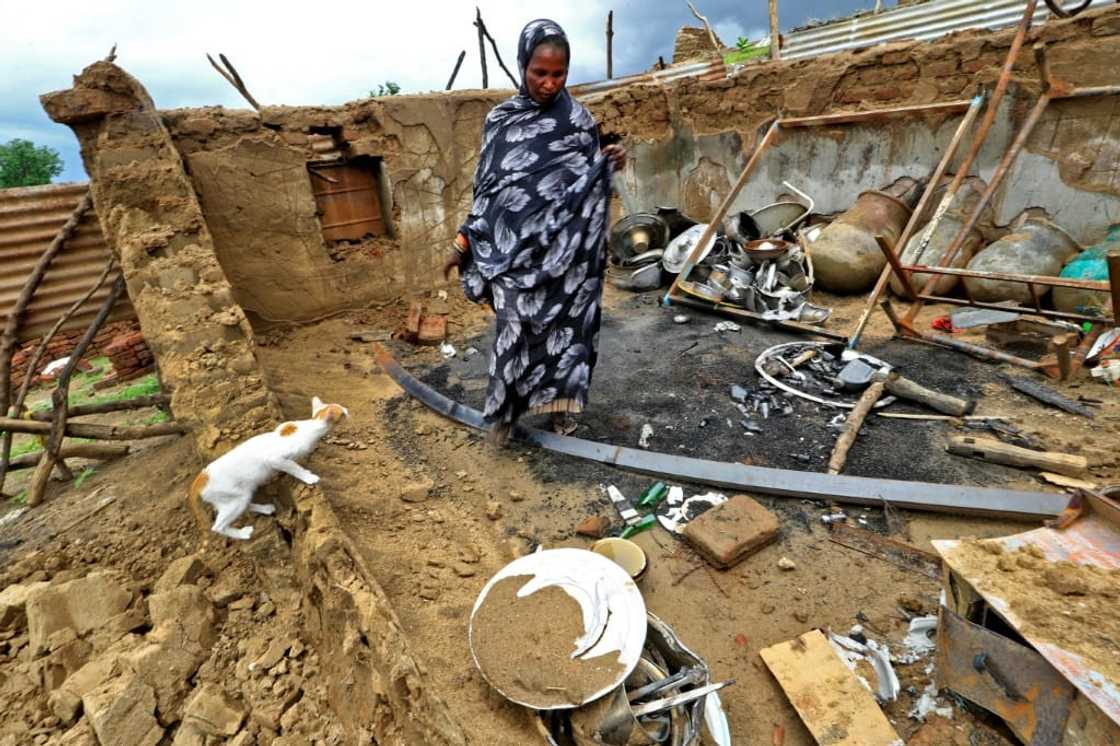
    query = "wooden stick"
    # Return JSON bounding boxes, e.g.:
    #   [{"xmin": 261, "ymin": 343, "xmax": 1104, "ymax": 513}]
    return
[
  {"xmin": 607, "ymin": 10, "xmax": 614, "ymax": 79},
  {"xmin": 687, "ymin": 1, "xmax": 721, "ymax": 52},
  {"xmin": 27, "ymin": 395, "xmax": 169, "ymax": 422},
  {"xmin": 206, "ymin": 53, "xmax": 261, "ymax": 110},
  {"xmin": 0, "ymin": 192, "xmax": 94, "ymax": 492},
  {"xmin": 446, "ymin": 50, "xmax": 467, "ymax": 90},
  {"xmin": 828, "ymin": 381, "xmax": 886, "ymax": 475},
  {"xmin": 0, "ymin": 417, "xmax": 186, "ymax": 441},
  {"xmin": 8, "ymin": 443, "xmax": 131, "ymax": 470},
  {"xmin": 28, "ymin": 275, "xmax": 126, "ymax": 506},
  {"xmin": 876, "ymin": 413, "xmax": 1007, "ymax": 422},
  {"xmin": 947, "ymin": 435, "xmax": 1088, "ymax": 477},
  {"xmin": 883, "ymin": 372, "xmax": 975, "ymax": 417},
  {"xmin": 475, "ymin": 8, "xmax": 489, "ymax": 89},
  {"xmin": 768, "ymin": 0, "xmax": 781, "ymax": 61},
  {"xmin": 474, "ymin": 10, "xmax": 518, "ymax": 88}
]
